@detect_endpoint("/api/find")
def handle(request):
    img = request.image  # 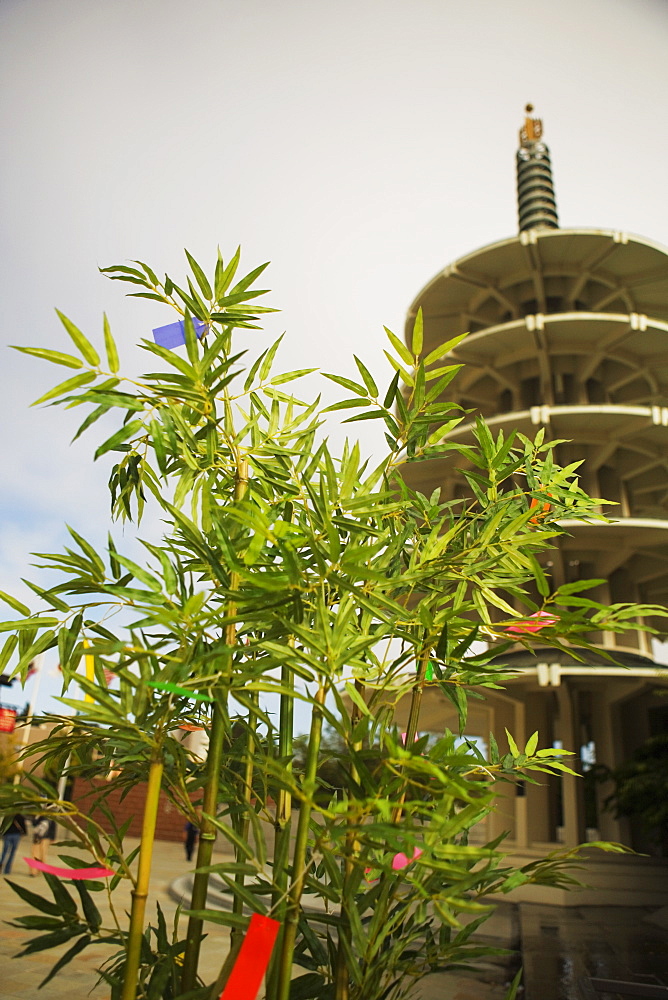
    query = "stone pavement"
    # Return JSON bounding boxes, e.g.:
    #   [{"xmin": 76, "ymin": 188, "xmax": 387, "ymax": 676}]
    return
[
  {"xmin": 0, "ymin": 838, "xmax": 227, "ymax": 1000},
  {"xmin": 520, "ymin": 902, "xmax": 668, "ymax": 1000},
  {"xmin": 0, "ymin": 836, "xmax": 516, "ymax": 999},
  {"xmin": 3, "ymin": 836, "xmax": 668, "ymax": 999}
]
